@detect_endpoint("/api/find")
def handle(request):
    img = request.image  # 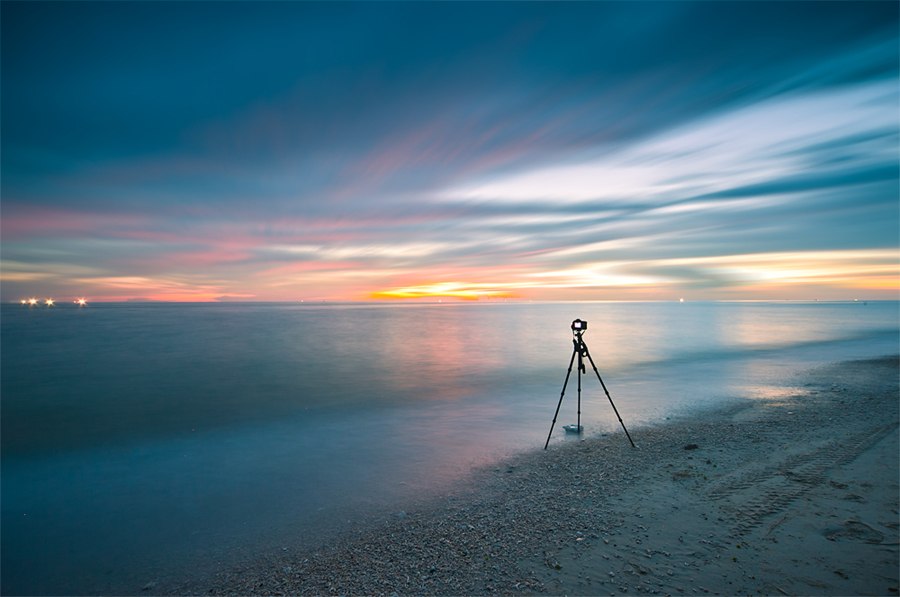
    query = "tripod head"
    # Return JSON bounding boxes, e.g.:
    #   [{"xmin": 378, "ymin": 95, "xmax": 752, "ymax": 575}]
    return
[{"xmin": 571, "ymin": 319, "xmax": 588, "ymax": 370}]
